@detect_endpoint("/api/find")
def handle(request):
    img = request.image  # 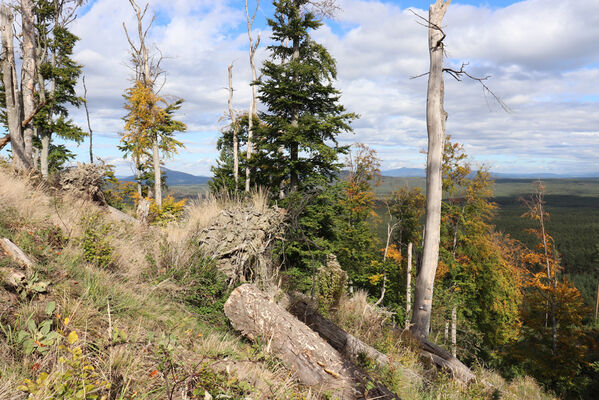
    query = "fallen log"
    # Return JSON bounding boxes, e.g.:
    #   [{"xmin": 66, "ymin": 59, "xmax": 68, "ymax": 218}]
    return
[
  {"xmin": 288, "ymin": 296, "xmax": 423, "ymax": 384},
  {"xmin": 224, "ymin": 284, "xmax": 399, "ymax": 399},
  {"xmin": 0, "ymin": 238, "xmax": 33, "ymax": 269},
  {"xmin": 419, "ymin": 337, "xmax": 475, "ymax": 384}
]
